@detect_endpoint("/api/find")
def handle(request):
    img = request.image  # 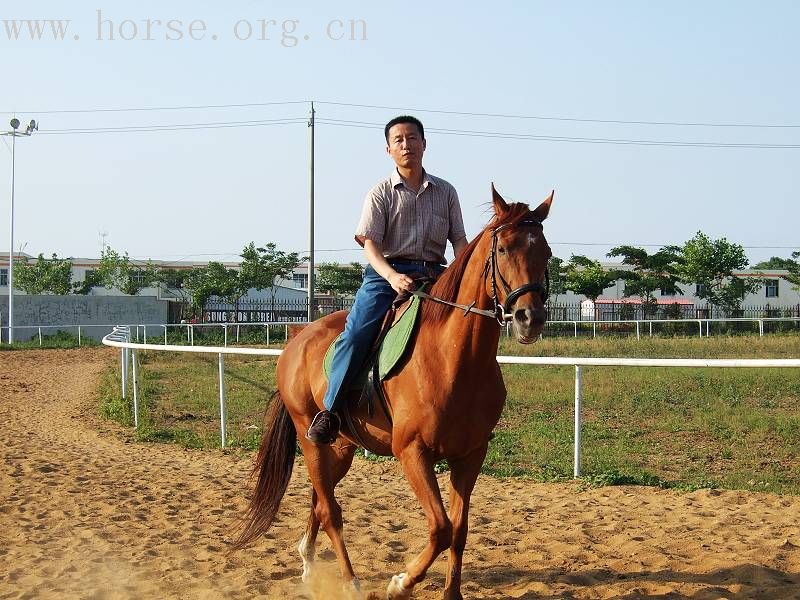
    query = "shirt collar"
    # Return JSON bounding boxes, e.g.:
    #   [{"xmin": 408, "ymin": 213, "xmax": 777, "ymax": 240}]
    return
[{"xmin": 390, "ymin": 168, "xmax": 436, "ymax": 191}]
